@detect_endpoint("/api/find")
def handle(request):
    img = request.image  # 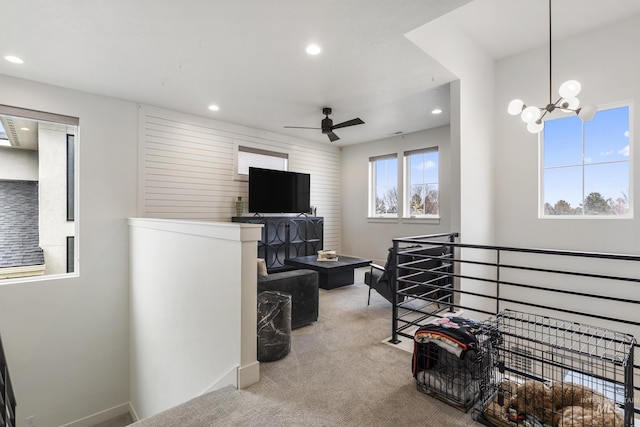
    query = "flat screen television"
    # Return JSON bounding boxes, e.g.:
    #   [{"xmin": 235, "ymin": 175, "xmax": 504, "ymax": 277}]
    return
[{"xmin": 248, "ymin": 167, "xmax": 311, "ymax": 214}]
